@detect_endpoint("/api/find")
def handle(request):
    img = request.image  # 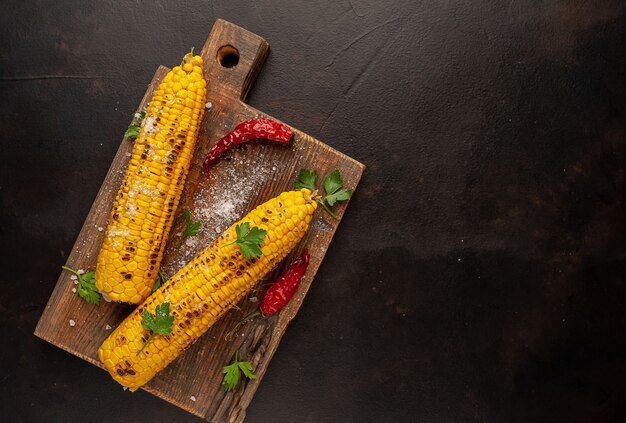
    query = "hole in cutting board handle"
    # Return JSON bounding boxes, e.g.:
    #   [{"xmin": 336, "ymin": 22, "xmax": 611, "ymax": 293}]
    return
[{"xmin": 217, "ymin": 45, "xmax": 239, "ymax": 68}]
